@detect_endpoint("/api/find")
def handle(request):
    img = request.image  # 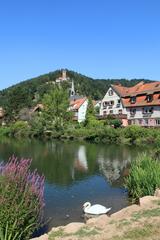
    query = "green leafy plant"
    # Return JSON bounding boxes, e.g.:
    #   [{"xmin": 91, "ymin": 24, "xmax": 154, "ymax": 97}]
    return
[
  {"xmin": 10, "ymin": 121, "xmax": 31, "ymax": 137},
  {"xmin": 125, "ymin": 153, "xmax": 160, "ymax": 200}
]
